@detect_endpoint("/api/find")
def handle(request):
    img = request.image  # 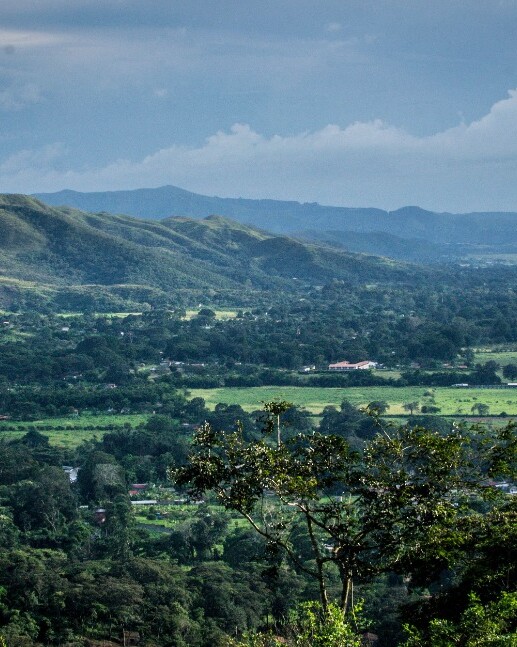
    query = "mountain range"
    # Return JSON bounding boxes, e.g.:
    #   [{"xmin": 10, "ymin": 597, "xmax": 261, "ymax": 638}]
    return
[
  {"xmin": 33, "ymin": 185, "xmax": 517, "ymax": 263},
  {"xmin": 0, "ymin": 194, "xmax": 422, "ymax": 311}
]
